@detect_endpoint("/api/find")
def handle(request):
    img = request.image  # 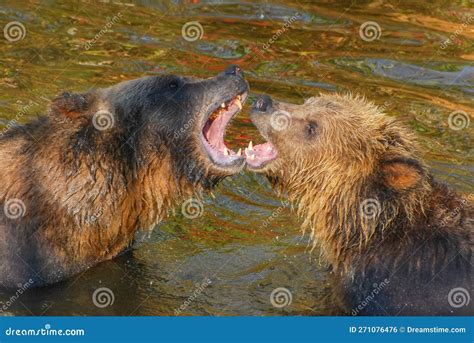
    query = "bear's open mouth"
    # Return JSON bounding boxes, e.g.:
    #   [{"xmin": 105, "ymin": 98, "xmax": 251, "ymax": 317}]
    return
[
  {"xmin": 244, "ymin": 141, "xmax": 278, "ymax": 169},
  {"xmin": 201, "ymin": 92, "xmax": 248, "ymax": 167},
  {"xmin": 245, "ymin": 94, "xmax": 279, "ymax": 170}
]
